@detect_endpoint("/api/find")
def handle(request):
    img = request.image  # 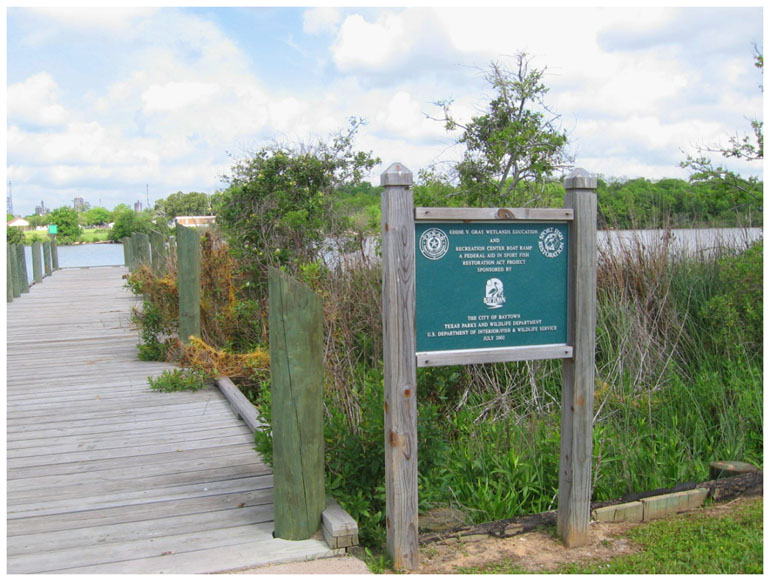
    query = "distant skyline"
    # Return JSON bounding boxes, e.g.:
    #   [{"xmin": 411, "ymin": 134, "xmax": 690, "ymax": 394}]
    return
[{"xmin": 6, "ymin": 5, "xmax": 764, "ymax": 216}]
